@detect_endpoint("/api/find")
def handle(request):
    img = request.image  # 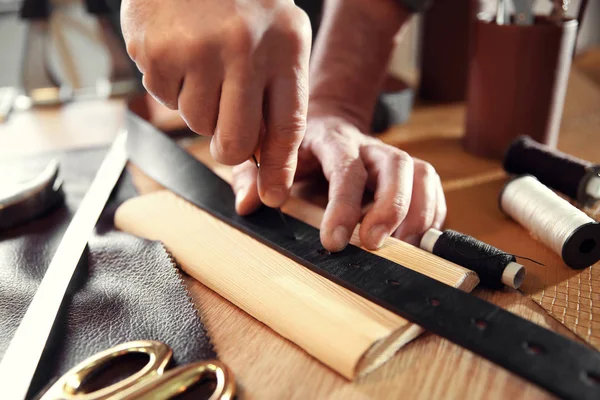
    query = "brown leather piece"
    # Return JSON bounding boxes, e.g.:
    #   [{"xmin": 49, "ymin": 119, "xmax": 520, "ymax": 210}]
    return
[{"xmin": 464, "ymin": 17, "xmax": 578, "ymax": 159}]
